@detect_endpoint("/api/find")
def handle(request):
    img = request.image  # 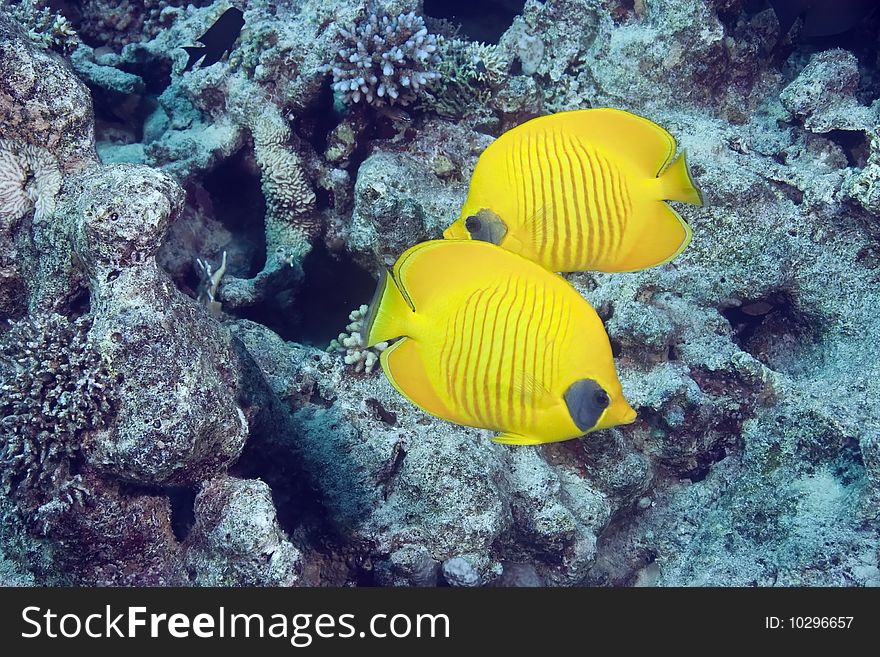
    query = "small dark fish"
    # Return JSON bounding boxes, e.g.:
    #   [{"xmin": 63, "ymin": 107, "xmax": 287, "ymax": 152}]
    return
[
  {"xmin": 770, "ymin": 0, "xmax": 876, "ymax": 38},
  {"xmin": 182, "ymin": 7, "xmax": 245, "ymax": 72}
]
